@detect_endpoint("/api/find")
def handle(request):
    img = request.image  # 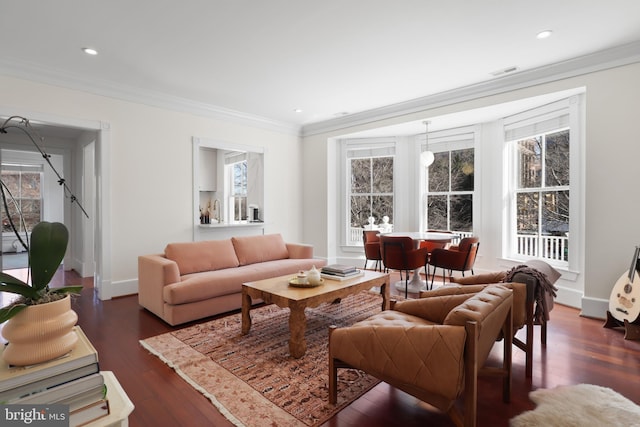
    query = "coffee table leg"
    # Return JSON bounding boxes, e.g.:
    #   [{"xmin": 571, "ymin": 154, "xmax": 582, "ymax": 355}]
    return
[
  {"xmin": 241, "ymin": 288, "xmax": 252, "ymax": 335},
  {"xmin": 380, "ymin": 276, "xmax": 391, "ymax": 310},
  {"xmin": 289, "ymin": 302, "xmax": 307, "ymax": 358}
]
